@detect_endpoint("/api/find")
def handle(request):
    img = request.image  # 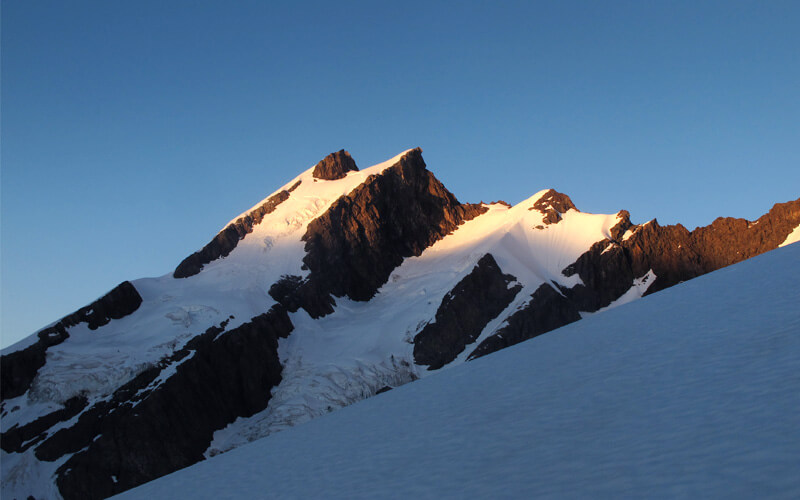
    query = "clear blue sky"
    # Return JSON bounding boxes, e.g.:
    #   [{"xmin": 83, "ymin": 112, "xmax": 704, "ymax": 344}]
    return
[{"xmin": 2, "ymin": 1, "xmax": 799, "ymax": 348}]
